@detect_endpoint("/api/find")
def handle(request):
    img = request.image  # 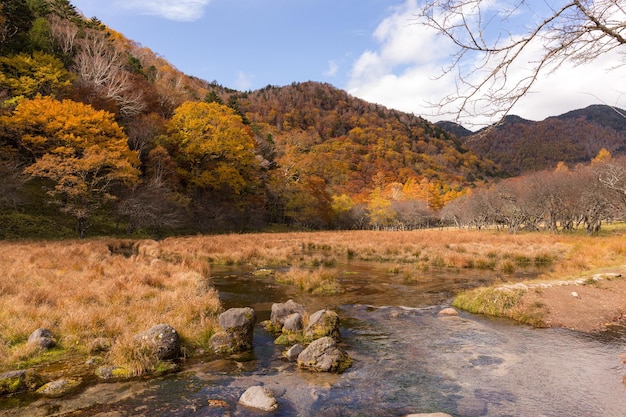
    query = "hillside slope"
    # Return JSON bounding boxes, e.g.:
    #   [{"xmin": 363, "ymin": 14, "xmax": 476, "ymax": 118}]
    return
[{"xmin": 238, "ymin": 82, "xmax": 500, "ymax": 195}]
